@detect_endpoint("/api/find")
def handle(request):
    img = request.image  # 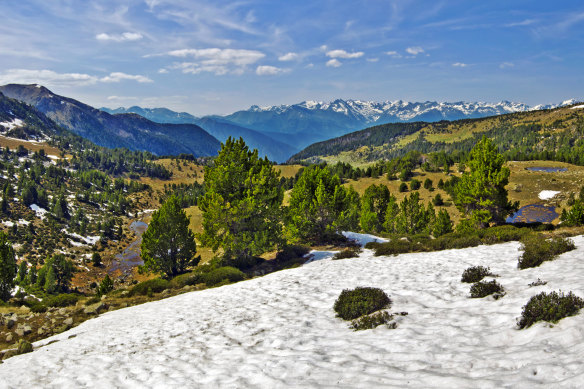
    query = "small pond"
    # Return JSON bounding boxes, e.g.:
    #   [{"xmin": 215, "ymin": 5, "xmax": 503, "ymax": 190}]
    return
[
  {"xmin": 526, "ymin": 167, "xmax": 568, "ymax": 173},
  {"xmin": 506, "ymin": 204, "xmax": 558, "ymax": 224},
  {"xmin": 111, "ymin": 221, "xmax": 148, "ymax": 274}
]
